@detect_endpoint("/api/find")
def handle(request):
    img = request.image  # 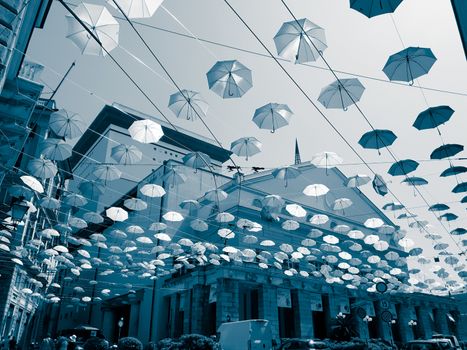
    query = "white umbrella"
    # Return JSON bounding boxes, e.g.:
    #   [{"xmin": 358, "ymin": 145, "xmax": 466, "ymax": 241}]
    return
[
  {"xmin": 282, "ymin": 220, "xmax": 299, "ymax": 231},
  {"xmin": 168, "ymin": 89, "xmax": 208, "ymax": 121},
  {"xmin": 66, "ymin": 3, "xmax": 119, "ymax": 56},
  {"xmin": 333, "ymin": 198, "xmax": 352, "ymax": 211},
  {"xmin": 190, "ymin": 219, "xmax": 208, "ymax": 232},
  {"xmin": 364, "ymin": 218, "xmax": 384, "ymax": 229},
  {"xmin": 40, "ymin": 139, "xmax": 73, "ymax": 161},
  {"xmin": 285, "ymin": 204, "xmax": 307, "ymax": 218},
  {"xmin": 124, "ymin": 198, "xmax": 148, "ymax": 211},
  {"xmin": 163, "ymin": 211, "xmax": 184, "ymax": 222},
  {"xmin": 252, "ymin": 103, "xmax": 293, "ymax": 133},
  {"xmin": 311, "ymin": 151, "xmax": 343, "ymax": 173},
  {"xmin": 309, "ymin": 214, "xmax": 329, "ymax": 225},
  {"xmin": 140, "ymin": 184, "xmax": 166, "ymax": 197},
  {"xmin": 348, "ymin": 230, "xmax": 364, "ymax": 239},
  {"xmin": 129, "ymin": 119, "xmax": 164, "ymax": 144},
  {"xmin": 345, "ymin": 174, "xmax": 371, "ymax": 188},
  {"xmin": 20, "ymin": 175, "xmax": 44, "ymax": 193},
  {"xmin": 204, "ymin": 189, "xmax": 228, "ymax": 202},
  {"xmin": 398, "ymin": 237, "xmax": 414, "ymax": 248},
  {"xmin": 303, "ymin": 184, "xmax": 329, "ymax": 197},
  {"xmin": 83, "ymin": 212, "xmax": 104, "ymax": 224},
  {"xmin": 108, "ymin": 0, "xmax": 163, "ymax": 18},
  {"xmin": 106, "ymin": 207, "xmax": 128, "ymax": 222},
  {"xmin": 49, "ymin": 109, "xmax": 86, "ymax": 139},
  {"xmin": 111, "ymin": 144, "xmax": 142, "ymax": 165},
  {"xmin": 93, "ymin": 164, "xmax": 122, "ymax": 182},
  {"xmin": 27, "ymin": 159, "xmax": 57, "ymax": 179},
  {"xmin": 230, "ymin": 137, "xmax": 262, "ymax": 160},
  {"xmin": 323, "ymin": 235, "xmax": 339, "ymax": 244}
]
